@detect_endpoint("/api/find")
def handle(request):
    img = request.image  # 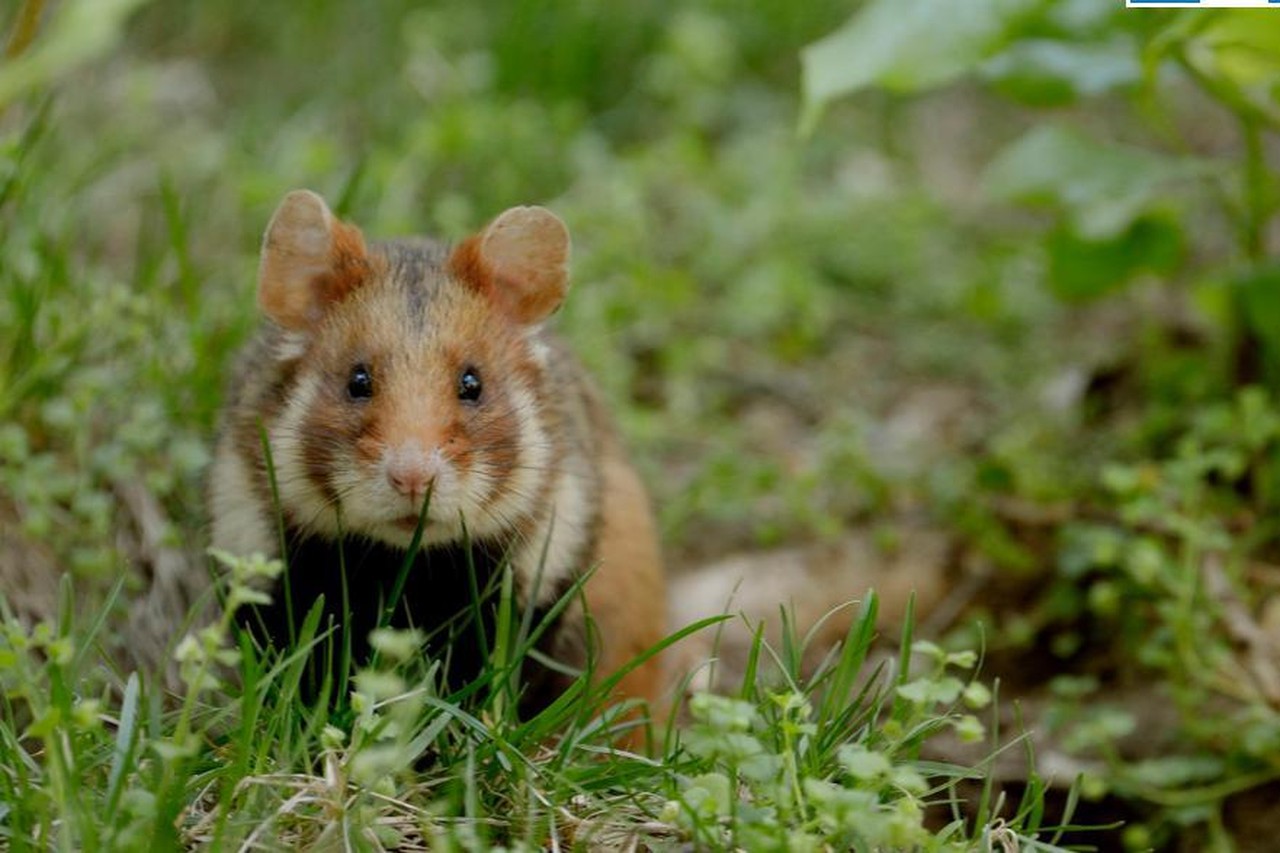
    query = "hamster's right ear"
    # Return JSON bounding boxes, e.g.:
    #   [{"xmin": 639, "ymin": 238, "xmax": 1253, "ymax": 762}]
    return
[{"xmin": 258, "ymin": 189, "xmax": 371, "ymax": 330}]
